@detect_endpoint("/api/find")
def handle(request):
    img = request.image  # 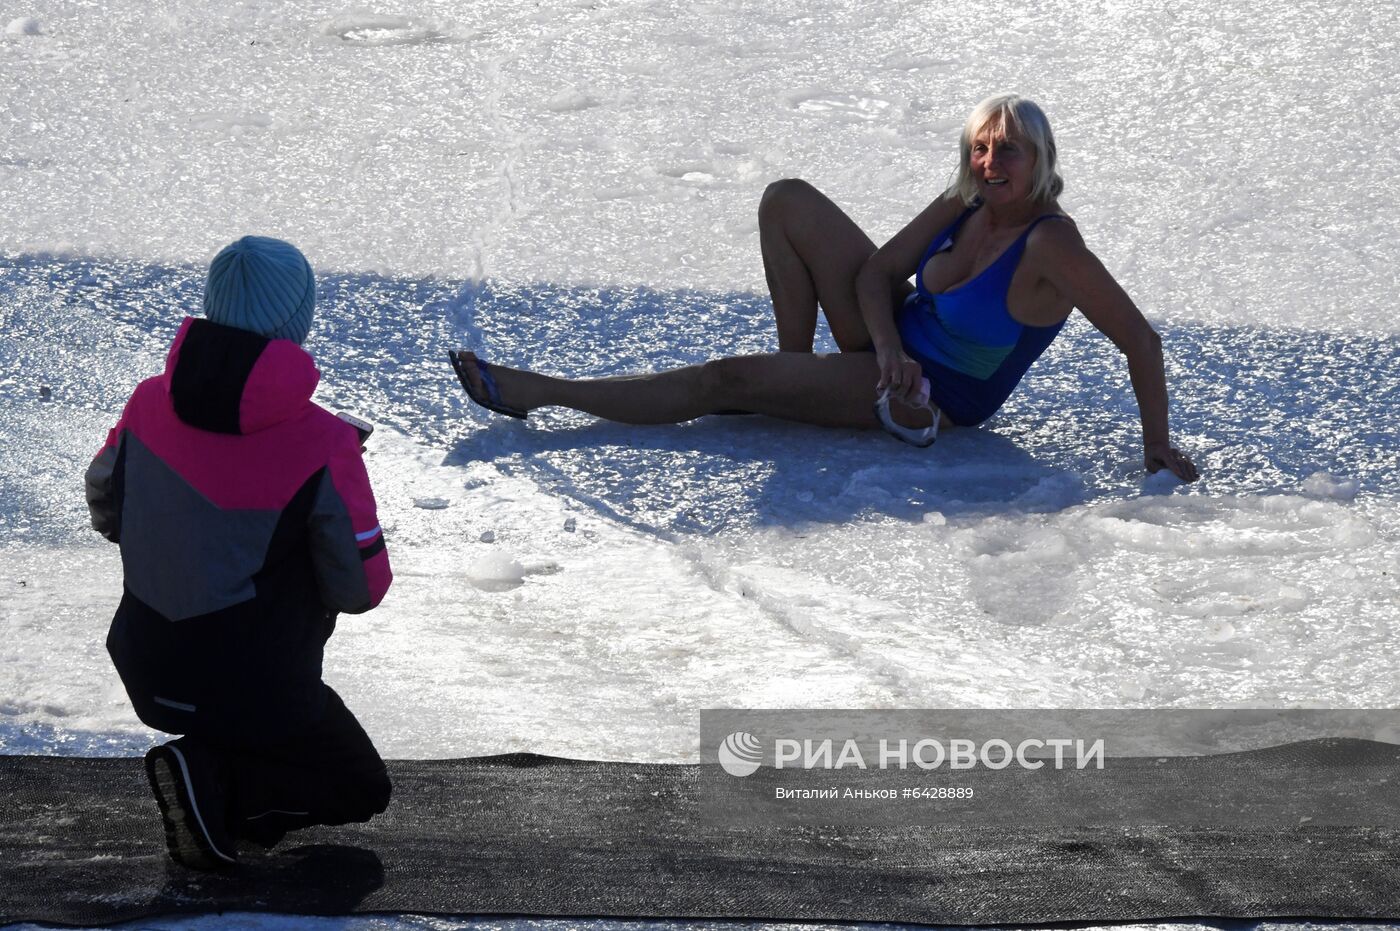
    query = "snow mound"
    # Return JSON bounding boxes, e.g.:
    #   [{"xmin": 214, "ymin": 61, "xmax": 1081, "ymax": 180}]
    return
[
  {"xmin": 1301, "ymin": 471, "xmax": 1361, "ymax": 502},
  {"xmin": 466, "ymin": 551, "xmax": 527, "ymax": 592},
  {"xmin": 5, "ymin": 16, "xmax": 41, "ymax": 35}
]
